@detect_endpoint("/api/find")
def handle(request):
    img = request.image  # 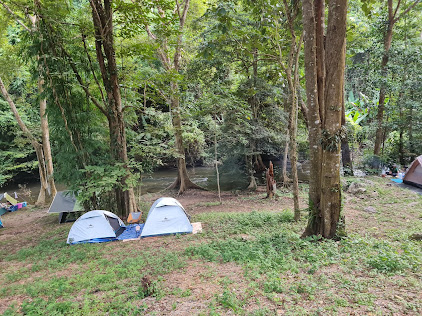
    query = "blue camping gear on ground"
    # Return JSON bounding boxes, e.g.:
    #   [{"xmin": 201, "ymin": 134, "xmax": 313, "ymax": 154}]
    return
[{"xmin": 0, "ymin": 192, "xmax": 28, "ymax": 217}]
